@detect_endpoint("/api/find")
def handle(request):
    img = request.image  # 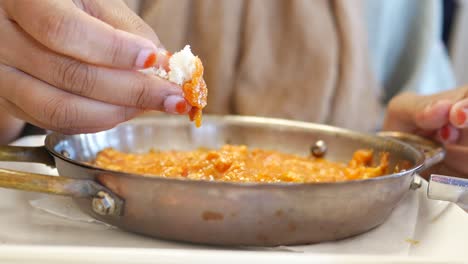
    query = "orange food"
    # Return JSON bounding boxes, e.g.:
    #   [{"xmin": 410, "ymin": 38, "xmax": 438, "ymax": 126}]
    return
[
  {"xmin": 93, "ymin": 145, "xmax": 389, "ymax": 183},
  {"xmin": 182, "ymin": 57, "xmax": 207, "ymax": 127}
]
